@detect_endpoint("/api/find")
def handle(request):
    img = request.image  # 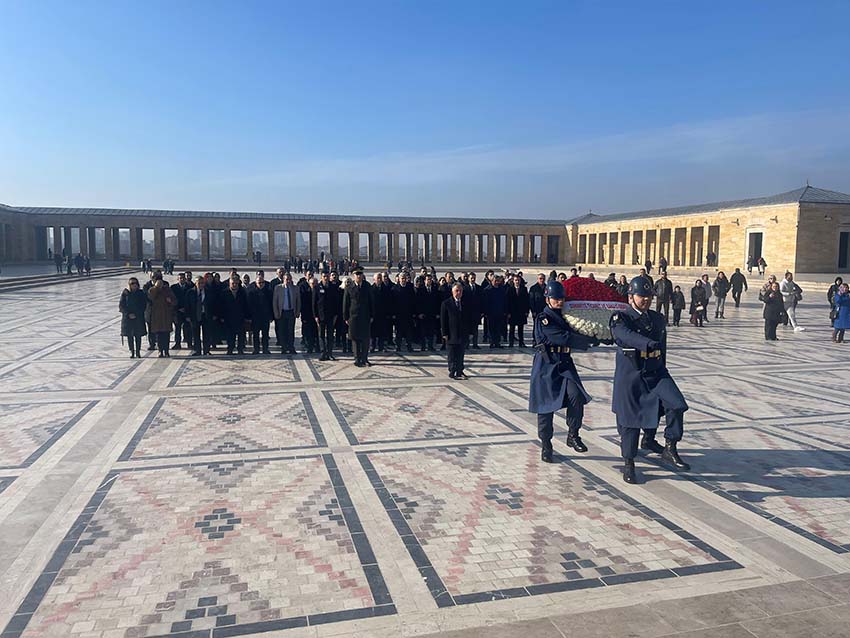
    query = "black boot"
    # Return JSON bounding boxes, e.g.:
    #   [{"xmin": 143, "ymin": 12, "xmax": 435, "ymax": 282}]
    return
[
  {"xmin": 640, "ymin": 434, "xmax": 664, "ymax": 454},
  {"xmin": 623, "ymin": 459, "xmax": 637, "ymax": 484},
  {"xmin": 662, "ymin": 440, "xmax": 691, "ymax": 470},
  {"xmin": 541, "ymin": 445, "xmax": 553, "ymax": 463},
  {"xmin": 566, "ymin": 430, "xmax": 588, "ymax": 453}
]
